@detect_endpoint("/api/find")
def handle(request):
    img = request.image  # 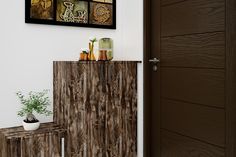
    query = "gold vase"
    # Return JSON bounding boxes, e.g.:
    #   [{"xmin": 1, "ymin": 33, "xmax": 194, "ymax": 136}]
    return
[{"xmin": 88, "ymin": 42, "xmax": 96, "ymax": 61}]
